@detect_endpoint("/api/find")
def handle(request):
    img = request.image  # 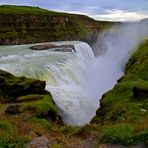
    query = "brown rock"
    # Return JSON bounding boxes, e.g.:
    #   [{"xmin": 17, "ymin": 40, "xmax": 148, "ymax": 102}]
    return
[
  {"xmin": 133, "ymin": 85, "xmax": 148, "ymax": 100},
  {"xmin": 30, "ymin": 44, "xmax": 57, "ymax": 50},
  {"xmin": 30, "ymin": 44, "xmax": 75, "ymax": 52},
  {"xmin": 25, "ymin": 136, "xmax": 50, "ymax": 148},
  {"xmin": 5, "ymin": 104, "xmax": 21, "ymax": 114}
]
